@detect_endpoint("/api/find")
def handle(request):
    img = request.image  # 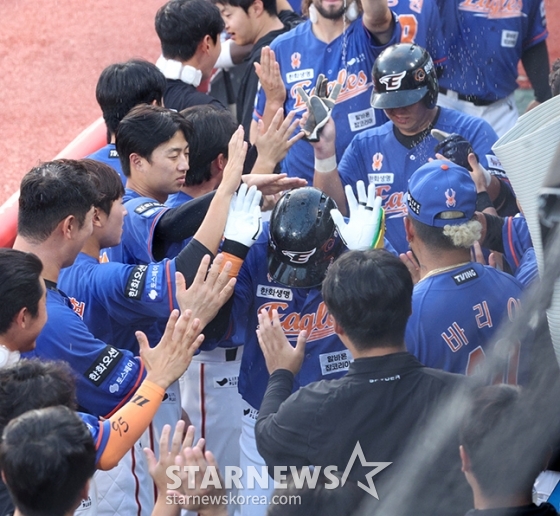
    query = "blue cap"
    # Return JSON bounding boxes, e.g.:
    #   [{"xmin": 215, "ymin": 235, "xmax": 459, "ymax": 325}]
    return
[{"xmin": 406, "ymin": 160, "xmax": 477, "ymax": 227}]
